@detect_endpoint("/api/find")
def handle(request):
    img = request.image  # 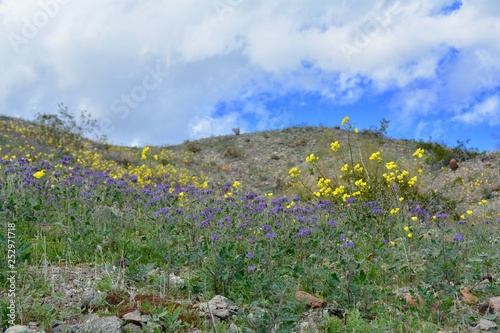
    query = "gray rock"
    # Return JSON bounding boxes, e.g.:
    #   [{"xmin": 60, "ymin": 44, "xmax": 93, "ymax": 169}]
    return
[
  {"xmin": 122, "ymin": 310, "xmax": 150, "ymax": 325},
  {"xmin": 229, "ymin": 323, "xmax": 242, "ymax": 333},
  {"xmin": 76, "ymin": 316, "xmax": 122, "ymax": 333},
  {"xmin": 80, "ymin": 289, "xmax": 104, "ymax": 313},
  {"xmin": 168, "ymin": 273, "xmax": 184, "ymax": 287},
  {"xmin": 5, "ymin": 326, "xmax": 36, "ymax": 333},
  {"xmin": 198, "ymin": 295, "xmax": 239, "ymax": 320},
  {"xmin": 122, "ymin": 323, "xmax": 142, "ymax": 333},
  {"xmin": 478, "ymin": 318, "xmax": 497, "ymax": 330}
]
